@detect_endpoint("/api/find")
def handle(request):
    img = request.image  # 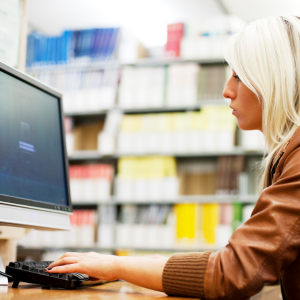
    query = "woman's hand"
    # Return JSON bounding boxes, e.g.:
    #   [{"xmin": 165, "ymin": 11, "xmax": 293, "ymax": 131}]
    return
[
  {"xmin": 46, "ymin": 252, "xmax": 119, "ymax": 281},
  {"xmin": 46, "ymin": 251, "xmax": 168, "ymax": 292}
]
